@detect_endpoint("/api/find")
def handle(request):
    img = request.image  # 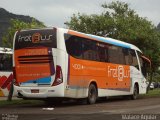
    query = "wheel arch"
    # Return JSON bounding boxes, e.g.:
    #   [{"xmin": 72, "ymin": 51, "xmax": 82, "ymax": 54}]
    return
[
  {"xmin": 89, "ymin": 81, "xmax": 98, "ymax": 94},
  {"xmin": 134, "ymin": 82, "xmax": 139, "ymax": 94},
  {"xmin": 87, "ymin": 81, "xmax": 98, "ymax": 104}
]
